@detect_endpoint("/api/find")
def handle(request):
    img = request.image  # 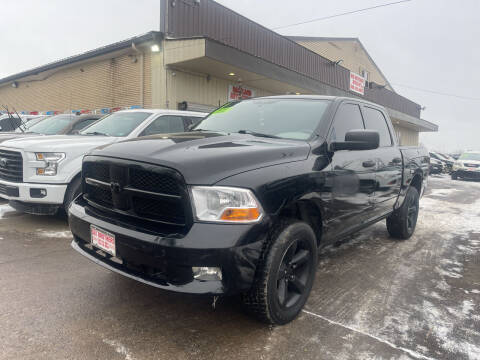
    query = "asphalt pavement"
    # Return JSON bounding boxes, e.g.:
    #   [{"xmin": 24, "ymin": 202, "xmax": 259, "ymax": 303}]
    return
[{"xmin": 0, "ymin": 175, "xmax": 479, "ymax": 360}]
